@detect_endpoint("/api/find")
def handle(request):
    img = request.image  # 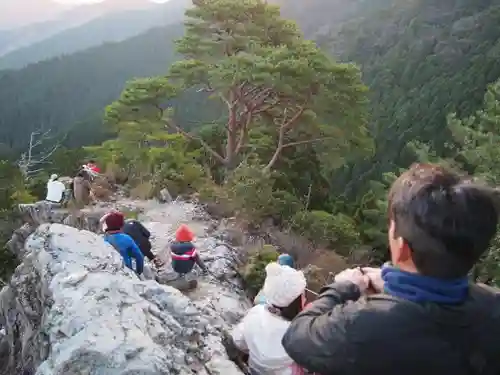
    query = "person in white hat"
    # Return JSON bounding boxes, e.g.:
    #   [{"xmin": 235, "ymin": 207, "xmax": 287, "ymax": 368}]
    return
[
  {"xmin": 231, "ymin": 262, "xmax": 308, "ymax": 375},
  {"xmin": 45, "ymin": 174, "xmax": 65, "ymax": 204}
]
